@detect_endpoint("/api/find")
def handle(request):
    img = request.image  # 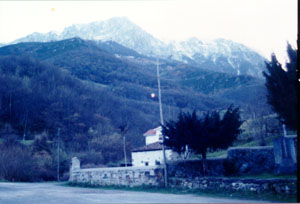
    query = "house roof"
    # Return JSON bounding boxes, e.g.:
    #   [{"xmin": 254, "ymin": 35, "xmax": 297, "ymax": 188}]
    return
[
  {"xmin": 143, "ymin": 126, "xmax": 161, "ymax": 137},
  {"xmin": 132, "ymin": 141, "xmax": 169, "ymax": 152},
  {"xmin": 143, "ymin": 129, "xmax": 156, "ymax": 136}
]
